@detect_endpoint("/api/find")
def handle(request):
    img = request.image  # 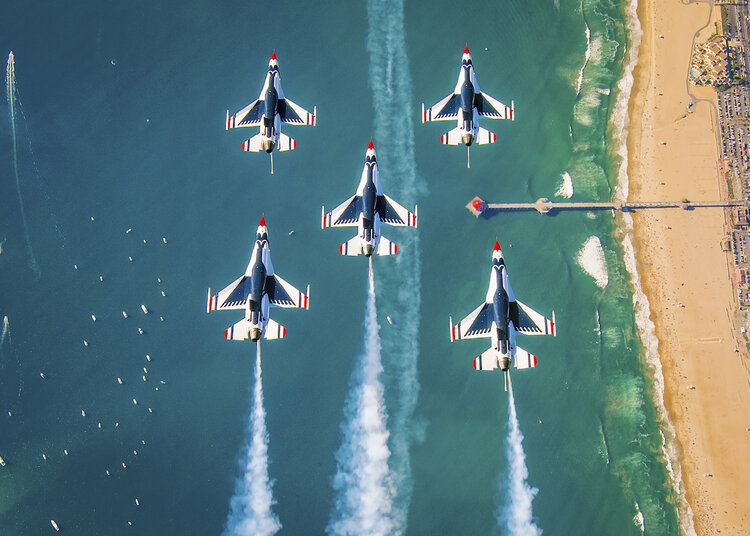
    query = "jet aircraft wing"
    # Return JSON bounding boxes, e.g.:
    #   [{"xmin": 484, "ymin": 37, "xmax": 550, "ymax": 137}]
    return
[
  {"xmin": 231, "ymin": 100, "xmax": 264, "ymax": 128},
  {"xmin": 278, "ymin": 98, "xmax": 316, "ymax": 125},
  {"xmin": 266, "ymin": 274, "xmax": 309, "ymax": 309},
  {"xmin": 475, "ymin": 92, "xmax": 514, "ymax": 120},
  {"xmin": 510, "ymin": 300, "xmax": 555, "ymax": 336},
  {"xmin": 377, "ymin": 195, "xmax": 418, "ymax": 227},
  {"xmin": 207, "ymin": 275, "xmax": 250, "ymax": 312},
  {"xmin": 322, "ymin": 196, "xmax": 362, "ymax": 228},
  {"xmin": 422, "ymin": 93, "xmax": 461, "ymax": 122},
  {"xmin": 450, "ymin": 302, "xmax": 493, "ymax": 341}
]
